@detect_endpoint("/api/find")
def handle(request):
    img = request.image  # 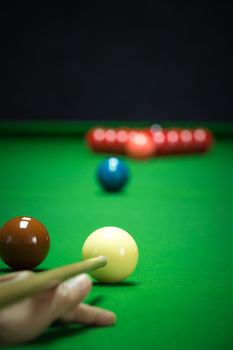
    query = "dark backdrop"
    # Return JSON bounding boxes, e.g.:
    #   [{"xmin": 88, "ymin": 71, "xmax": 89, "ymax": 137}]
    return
[{"xmin": 0, "ymin": 1, "xmax": 232, "ymax": 122}]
